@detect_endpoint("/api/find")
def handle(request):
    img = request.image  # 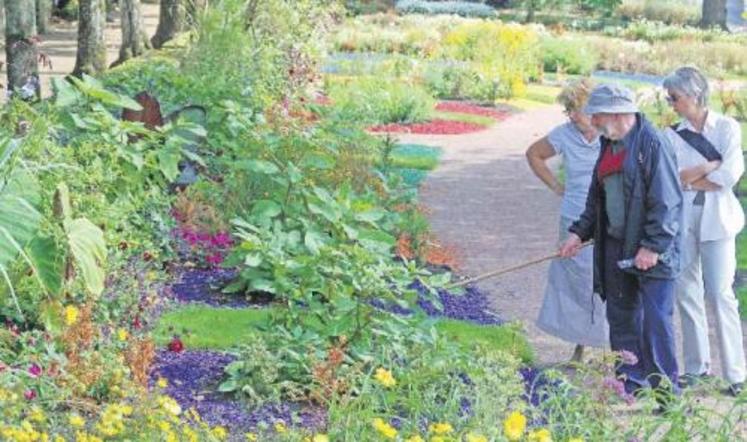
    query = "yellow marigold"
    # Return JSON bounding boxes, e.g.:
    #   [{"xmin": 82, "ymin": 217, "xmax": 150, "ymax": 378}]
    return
[
  {"xmin": 503, "ymin": 411, "xmax": 526, "ymax": 441},
  {"xmin": 68, "ymin": 414, "xmax": 86, "ymax": 428},
  {"xmin": 245, "ymin": 433, "xmax": 258, "ymax": 441},
  {"xmin": 405, "ymin": 436, "xmax": 424, "ymax": 442},
  {"xmin": 374, "ymin": 367, "xmax": 396, "ymax": 388},
  {"xmin": 372, "ymin": 418, "xmax": 398, "ymax": 440},
  {"xmin": 117, "ymin": 328, "xmax": 129, "ymax": 342},
  {"xmin": 64, "ymin": 305, "xmax": 79, "ymax": 326},
  {"xmin": 466, "ymin": 433, "xmax": 488, "ymax": 442},
  {"xmin": 428, "ymin": 422, "xmax": 453, "ymax": 435},
  {"xmin": 157, "ymin": 377, "xmax": 169, "ymax": 388},
  {"xmin": 54, "ymin": 436, "xmax": 66, "ymax": 442},
  {"xmin": 212, "ymin": 426, "xmax": 228, "ymax": 440},
  {"xmin": 311, "ymin": 434, "xmax": 329, "ymax": 442},
  {"xmin": 274, "ymin": 422, "xmax": 287, "ymax": 433},
  {"xmin": 528, "ymin": 428, "xmax": 552, "ymax": 442}
]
